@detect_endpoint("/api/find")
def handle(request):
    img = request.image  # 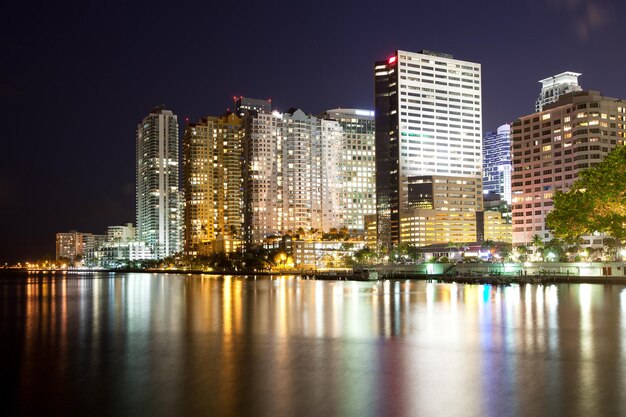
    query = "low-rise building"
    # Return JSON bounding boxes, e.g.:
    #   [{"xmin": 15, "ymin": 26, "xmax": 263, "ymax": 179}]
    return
[
  {"xmin": 399, "ymin": 175, "xmax": 482, "ymax": 246},
  {"xmin": 79, "ymin": 223, "xmax": 155, "ymax": 267},
  {"xmin": 477, "ymin": 211, "xmax": 512, "ymax": 243},
  {"xmin": 87, "ymin": 241, "xmax": 154, "ymax": 268},
  {"xmin": 364, "ymin": 214, "xmax": 377, "ymax": 248},
  {"xmin": 291, "ymin": 240, "xmax": 366, "ymax": 269}
]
